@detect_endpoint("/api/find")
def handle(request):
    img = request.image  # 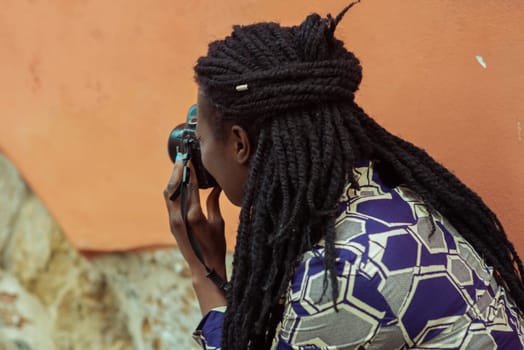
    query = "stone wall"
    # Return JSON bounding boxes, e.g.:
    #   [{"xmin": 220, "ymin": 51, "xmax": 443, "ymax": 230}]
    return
[{"xmin": 0, "ymin": 154, "xmax": 208, "ymax": 349}]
